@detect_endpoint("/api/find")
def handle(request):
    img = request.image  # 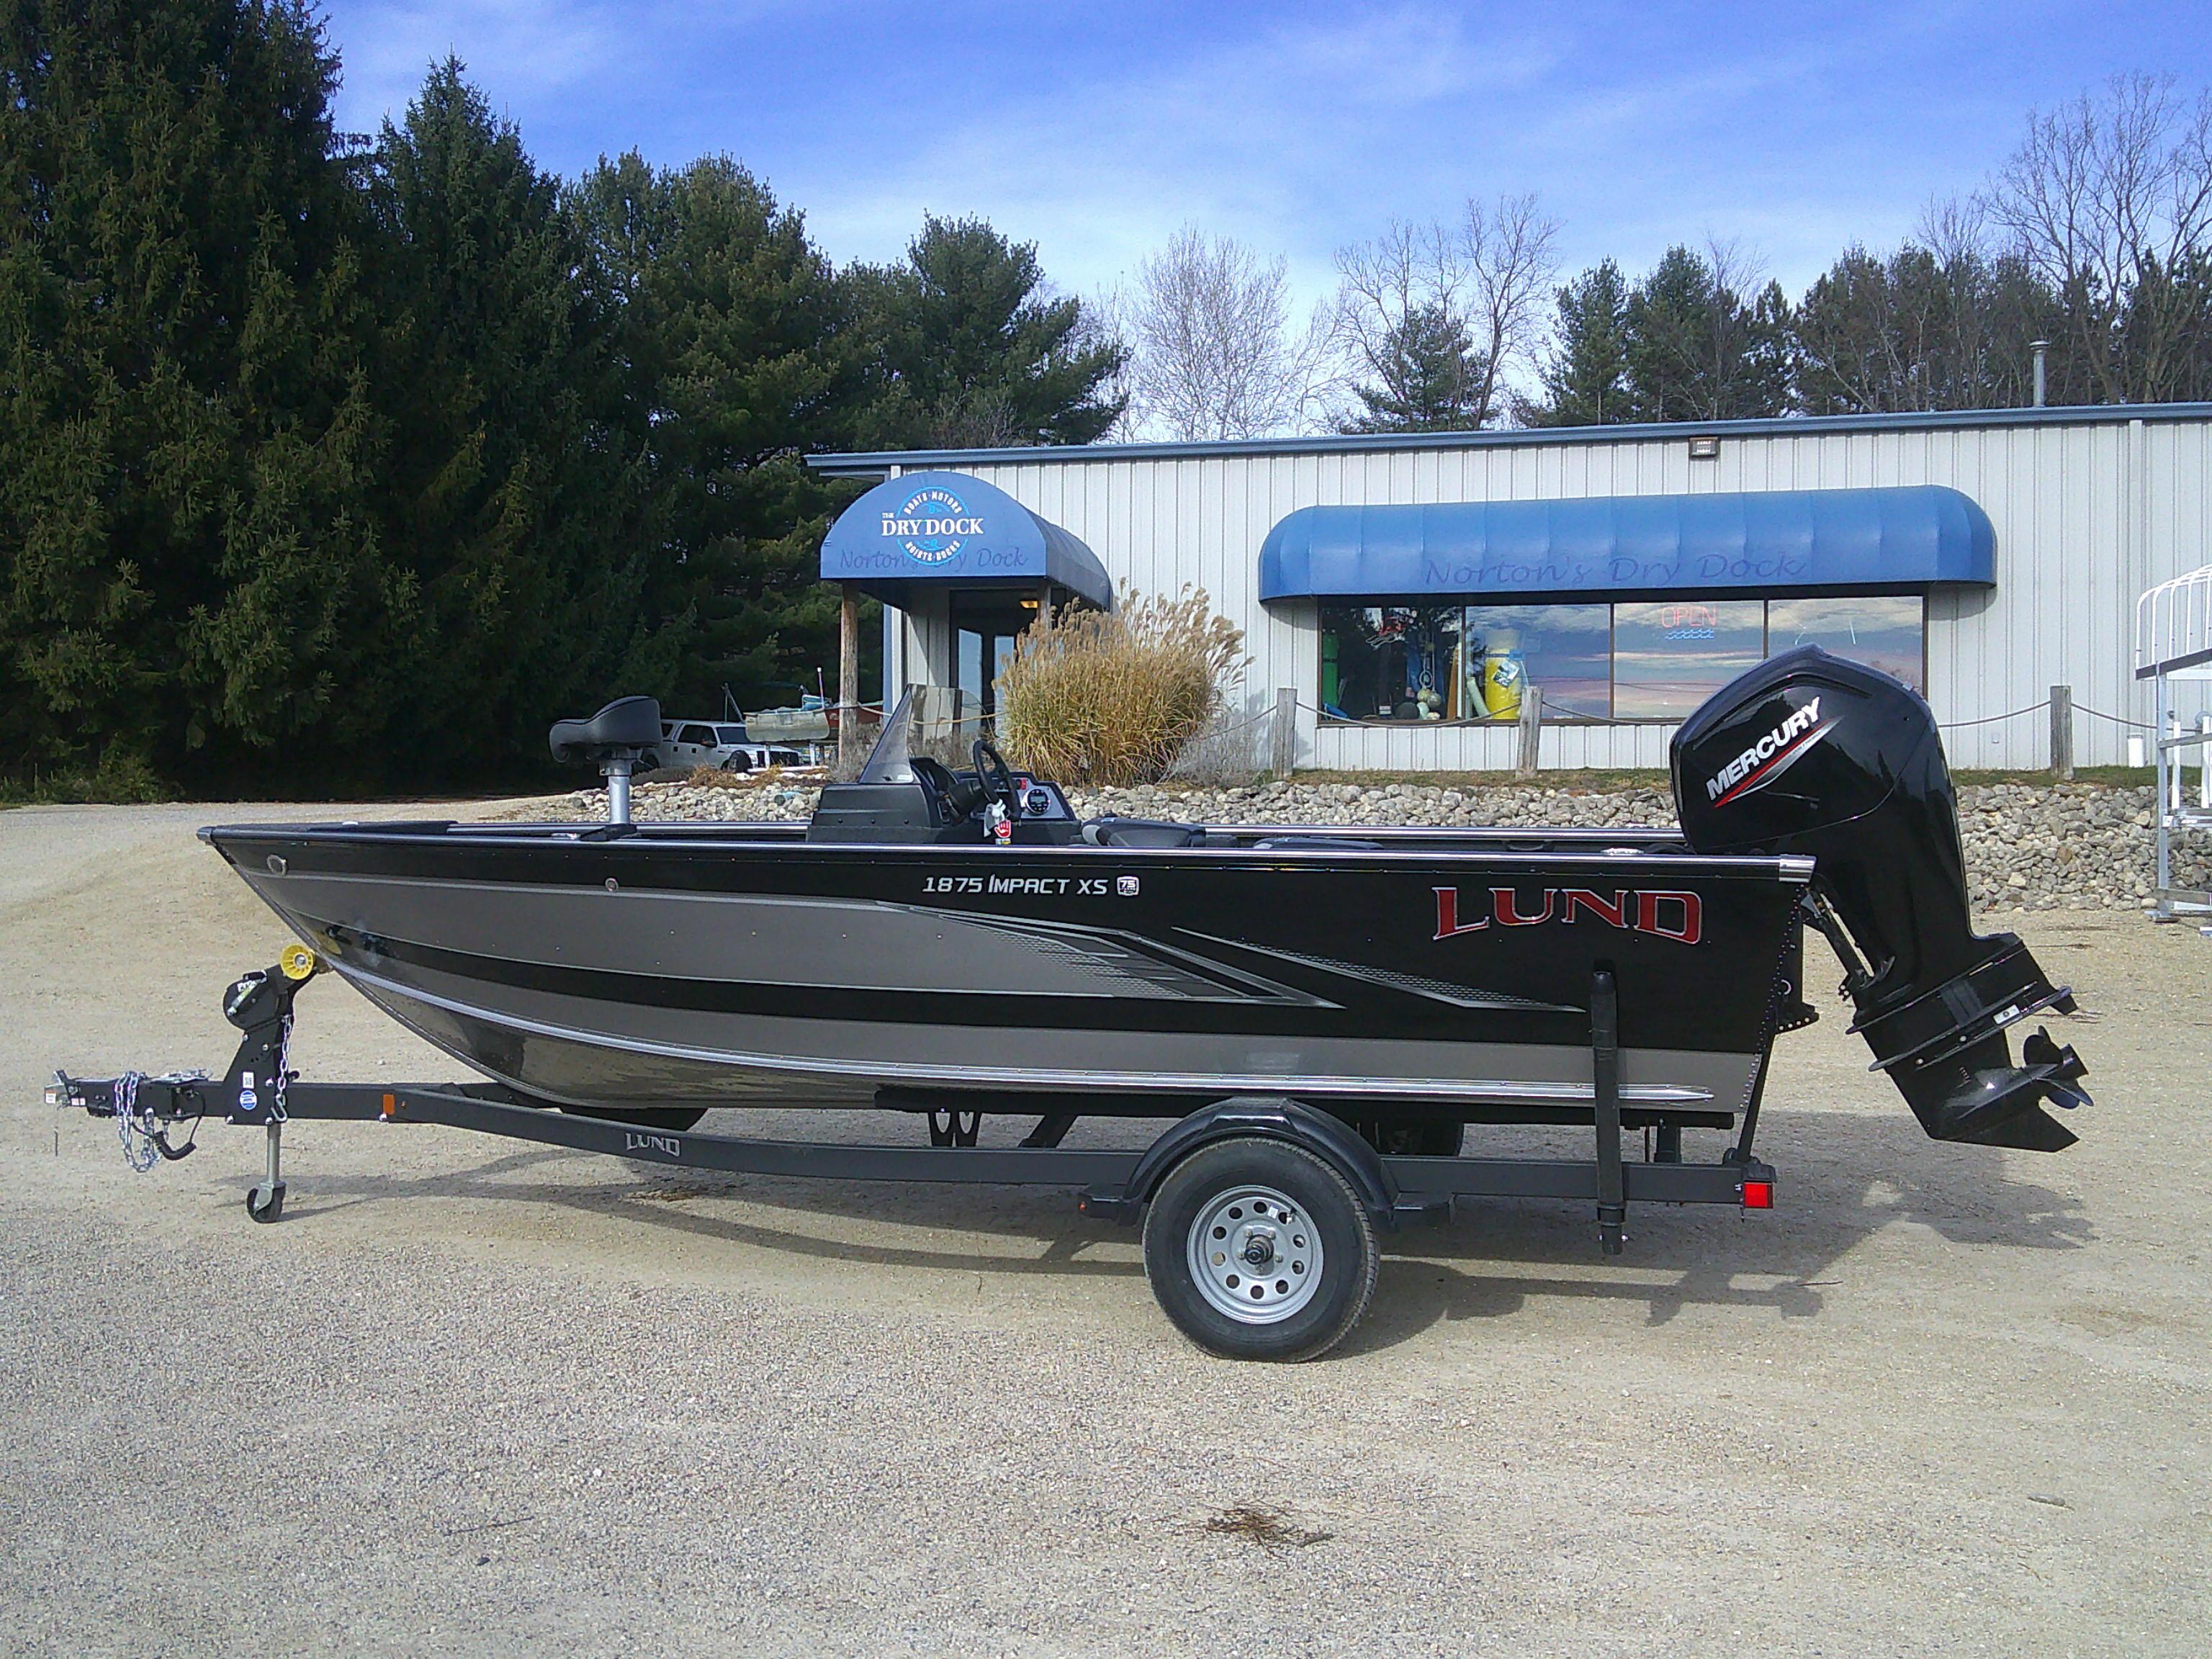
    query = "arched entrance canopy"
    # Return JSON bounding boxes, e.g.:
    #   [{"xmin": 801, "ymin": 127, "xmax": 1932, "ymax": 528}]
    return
[{"xmin": 821, "ymin": 470, "xmax": 1115, "ymax": 610}]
